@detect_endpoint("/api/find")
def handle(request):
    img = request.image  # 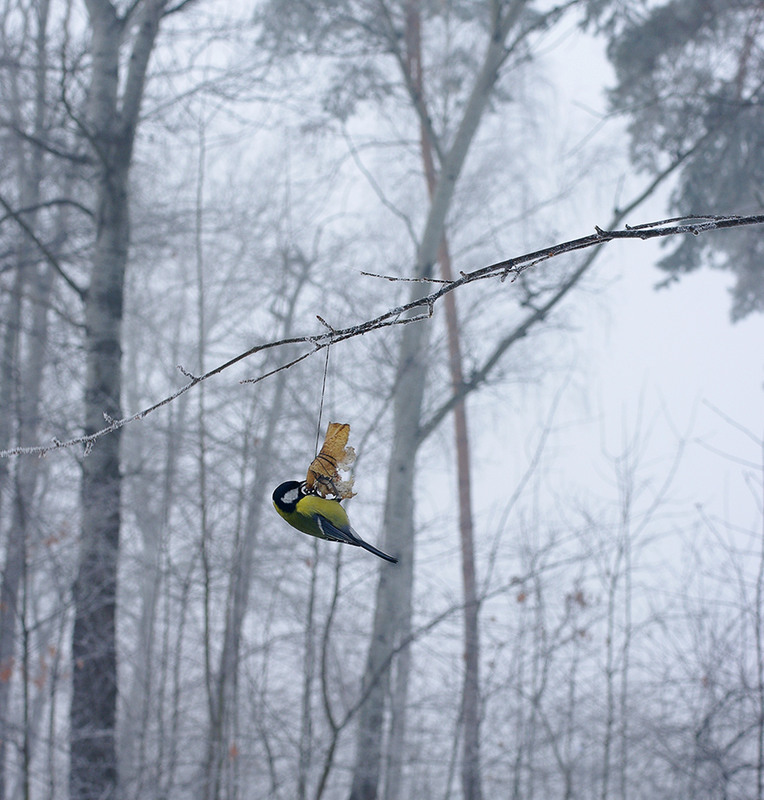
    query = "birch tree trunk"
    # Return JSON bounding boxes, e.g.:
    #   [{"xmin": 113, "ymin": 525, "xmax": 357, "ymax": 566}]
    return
[
  {"xmin": 70, "ymin": 3, "xmax": 166, "ymax": 798},
  {"xmin": 348, "ymin": 11, "xmax": 518, "ymax": 798},
  {"xmin": 402, "ymin": 7, "xmax": 483, "ymax": 796}
]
